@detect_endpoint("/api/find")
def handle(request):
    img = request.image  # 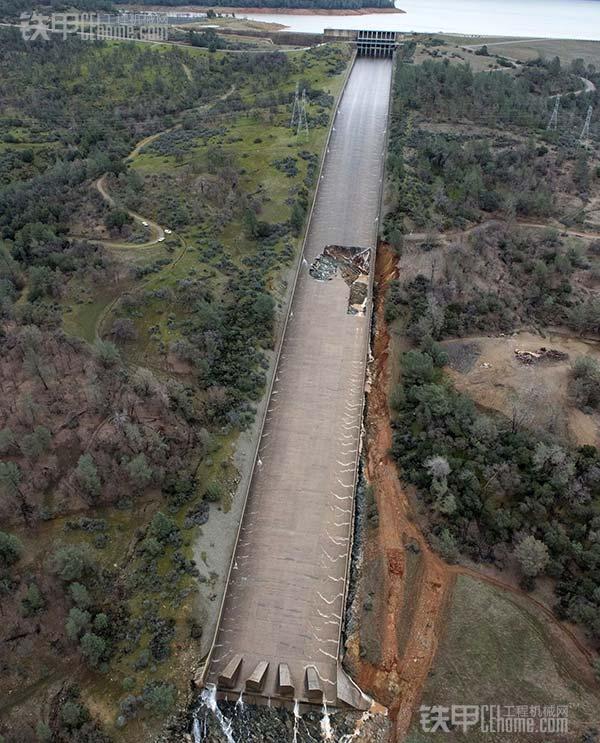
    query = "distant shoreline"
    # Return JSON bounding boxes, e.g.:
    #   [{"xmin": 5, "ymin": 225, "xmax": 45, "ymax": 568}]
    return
[{"xmin": 119, "ymin": 4, "xmax": 405, "ymax": 15}]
